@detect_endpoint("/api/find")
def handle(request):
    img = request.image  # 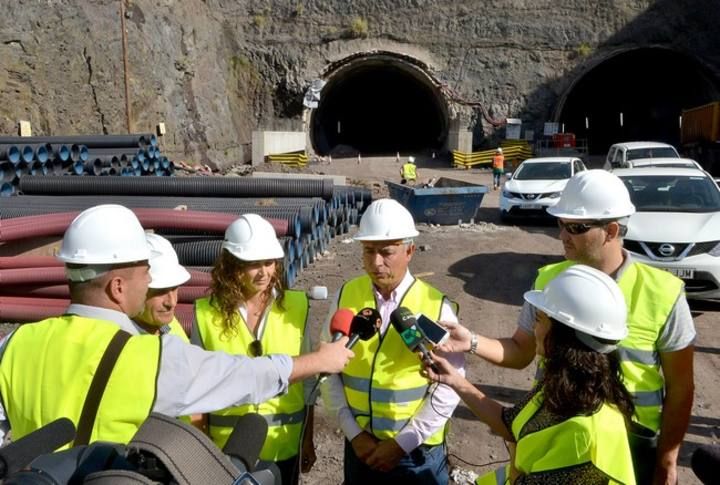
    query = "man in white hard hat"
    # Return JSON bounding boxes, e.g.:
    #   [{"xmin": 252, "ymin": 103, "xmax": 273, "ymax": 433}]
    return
[
  {"xmin": 400, "ymin": 156, "xmax": 417, "ymax": 185},
  {"xmin": 0, "ymin": 204, "xmax": 354, "ymax": 446},
  {"xmin": 134, "ymin": 233, "xmax": 191, "ymax": 340},
  {"xmin": 438, "ymin": 170, "xmax": 695, "ymax": 484},
  {"xmin": 322, "ymin": 198, "xmax": 463, "ymax": 484}
]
